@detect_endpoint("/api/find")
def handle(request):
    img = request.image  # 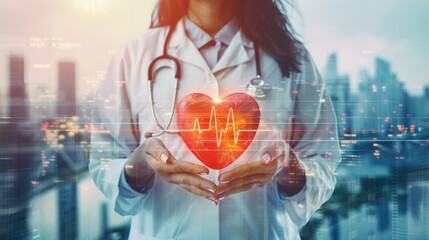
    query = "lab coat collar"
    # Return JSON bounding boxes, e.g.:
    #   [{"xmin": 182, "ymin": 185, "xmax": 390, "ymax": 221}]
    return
[
  {"xmin": 168, "ymin": 18, "xmax": 254, "ymax": 74},
  {"xmin": 183, "ymin": 16, "xmax": 239, "ymax": 49},
  {"xmin": 212, "ymin": 31, "xmax": 253, "ymax": 73}
]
